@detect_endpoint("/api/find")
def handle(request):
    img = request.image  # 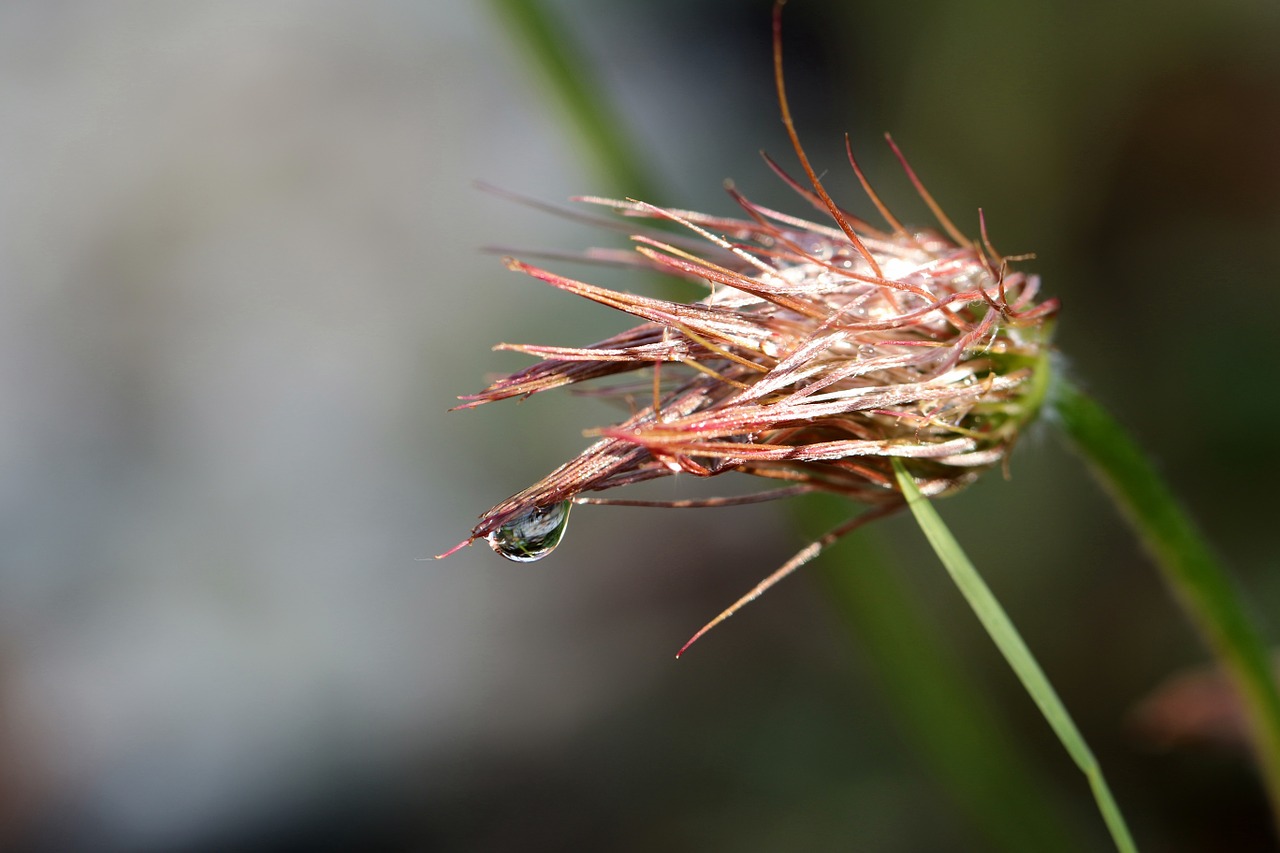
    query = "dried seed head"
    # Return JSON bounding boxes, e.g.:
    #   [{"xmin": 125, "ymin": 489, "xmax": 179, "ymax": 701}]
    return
[
  {"xmin": 439, "ymin": 184, "xmax": 1057, "ymax": 554},
  {"xmin": 438, "ymin": 5, "xmax": 1057, "ymax": 654}
]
